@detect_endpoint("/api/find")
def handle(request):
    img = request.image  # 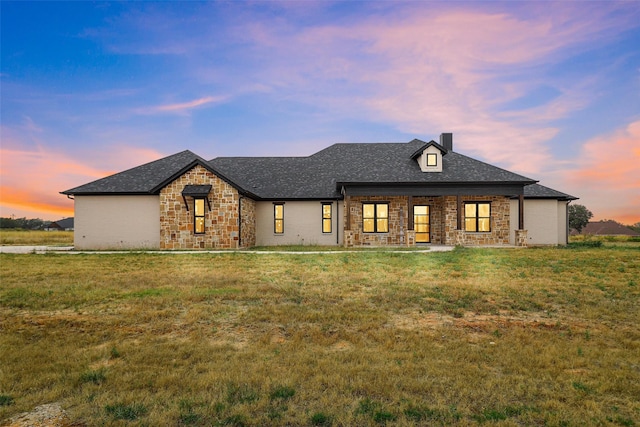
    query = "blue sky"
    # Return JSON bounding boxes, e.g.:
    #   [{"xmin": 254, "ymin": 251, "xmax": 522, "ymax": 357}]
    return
[{"xmin": 1, "ymin": 1, "xmax": 639, "ymax": 223}]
